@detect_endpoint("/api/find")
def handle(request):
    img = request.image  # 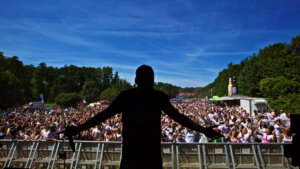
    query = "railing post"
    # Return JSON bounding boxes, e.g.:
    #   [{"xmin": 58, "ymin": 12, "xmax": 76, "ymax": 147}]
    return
[
  {"xmin": 70, "ymin": 143, "xmax": 78, "ymax": 169},
  {"xmin": 171, "ymin": 143, "xmax": 175, "ymax": 169},
  {"xmin": 51, "ymin": 142, "xmax": 61, "ymax": 169},
  {"xmin": 47, "ymin": 142, "xmax": 57, "ymax": 169},
  {"xmin": 120, "ymin": 143, "xmax": 123, "ymax": 162},
  {"xmin": 3, "ymin": 142, "xmax": 15, "ymax": 168},
  {"xmin": 29, "ymin": 141, "xmax": 40, "ymax": 169},
  {"xmin": 224, "ymin": 143, "xmax": 231, "ymax": 169},
  {"xmin": 98, "ymin": 143, "xmax": 105, "ymax": 169},
  {"xmin": 94, "ymin": 143, "xmax": 100, "ymax": 169},
  {"xmin": 229, "ymin": 144, "xmax": 236, "ymax": 169},
  {"xmin": 25, "ymin": 141, "xmax": 35, "ymax": 168},
  {"xmin": 202, "ymin": 144, "xmax": 207, "ymax": 169},
  {"xmin": 252, "ymin": 144, "xmax": 260, "ymax": 169},
  {"xmin": 256, "ymin": 145, "xmax": 265, "ymax": 169},
  {"xmin": 74, "ymin": 142, "xmax": 82, "ymax": 169},
  {"xmin": 176, "ymin": 144, "xmax": 179, "ymax": 169},
  {"xmin": 8, "ymin": 141, "xmax": 18, "ymax": 167},
  {"xmin": 197, "ymin": 144, "xmax": 202, "ymax": 169}
]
